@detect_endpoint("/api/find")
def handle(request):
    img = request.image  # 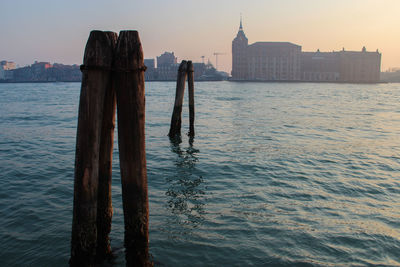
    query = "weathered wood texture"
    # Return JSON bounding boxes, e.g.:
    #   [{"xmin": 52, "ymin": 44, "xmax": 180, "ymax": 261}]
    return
[
  {"xmin": 96, "ymin": 32, "xmax": 118, "ymax": 262},
  {"xmin": 114, "ymin": 31, "xmax": 151, "ymax": 266},
  {"xmin": 70, "ymin": 30, "xmax": 117, "ymax": 266},
  {"xmin": 187, "ymin": 61, "xmax": 195, "ymax": 137},
  {"xmin": 168, "ymin": 60, "xmax": 188, "ymax": 137}
]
